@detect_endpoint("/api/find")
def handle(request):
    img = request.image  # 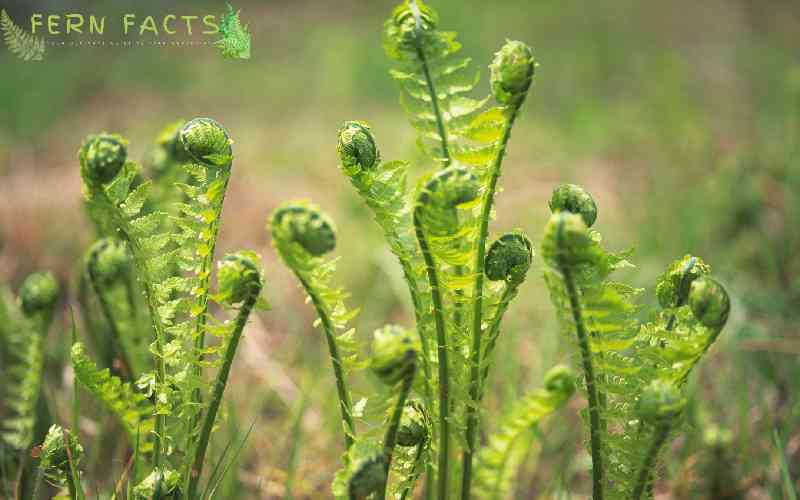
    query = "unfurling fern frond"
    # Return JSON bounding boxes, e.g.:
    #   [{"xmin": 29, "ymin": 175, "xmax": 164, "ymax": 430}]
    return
[
  {"xmin": 79, "ymin": 118, "xmax": 236, "ymax": 469},
  {"xmin": 270, "ymin": 202, "xmax": 359, "ymax": 449},
  {"xmin": 336, "ymin": 121, "xmax": 438, "ymax": 442},
  {"xmin": 215, "ymin": 3, "xmax": 251, "ymax": 60},
  {"xmin": 2, "ymin": 273, "xmax": 58, "ymax": 451},
  {"xmin": 473, "ymin": 365, "xmax": 576, "ymax": 500},
  {"xmin": 70, "ymin": 342, "xmax": 154, "ymax": 451},
  {"xmin": 541, "ymin": 183, "xmax": 732, "ymax": 500},
  {"xmin": 0, "ymin": 9, "xmax": 45, "ymax": 61},
  {"xmin": 38, "ymin": 425, "xmax": 84, "ymax": 495}
]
